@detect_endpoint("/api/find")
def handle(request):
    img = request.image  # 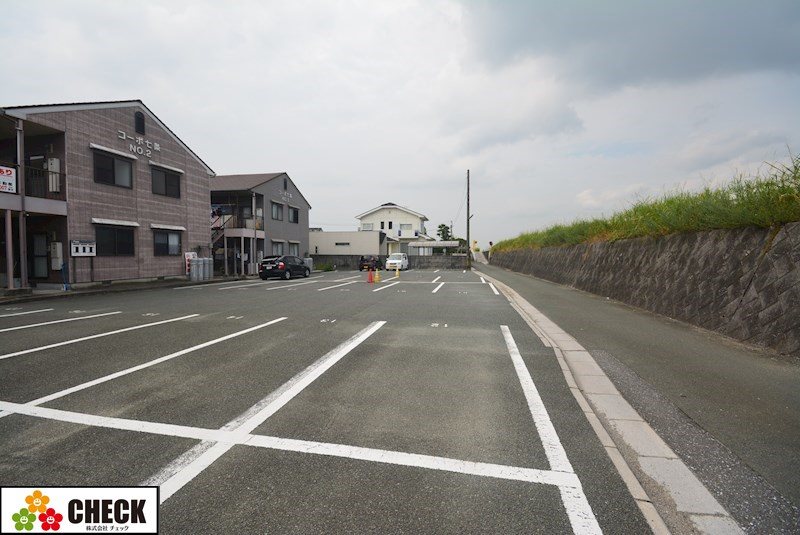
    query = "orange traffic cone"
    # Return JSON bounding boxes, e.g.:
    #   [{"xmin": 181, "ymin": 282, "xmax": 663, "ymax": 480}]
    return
[{"xmin": 367, "ymin": 268, "xmax": 374, "ymax": 283}]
